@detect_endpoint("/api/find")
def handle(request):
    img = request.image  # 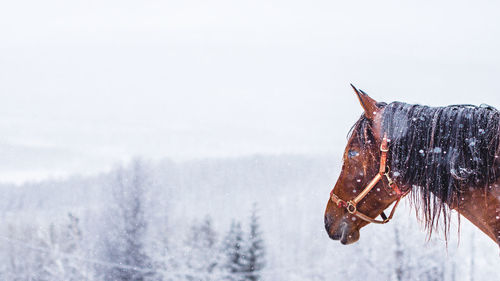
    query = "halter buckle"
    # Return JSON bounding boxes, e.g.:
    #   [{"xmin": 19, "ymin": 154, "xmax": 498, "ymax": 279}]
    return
[
  {"xmin": 384, "ymin": 172, "xmax": 394, "ymax": 187},
  {"xmin": 346, "ymin": 201, "xmax": 357, "ymax": 214},
  {"xmin": 380, "ymin": 135, "xmax": 389, "ymax": 152},
  {"xmin": 380, "ymin": 145, "xmax": 389, "ymax": 152}
]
